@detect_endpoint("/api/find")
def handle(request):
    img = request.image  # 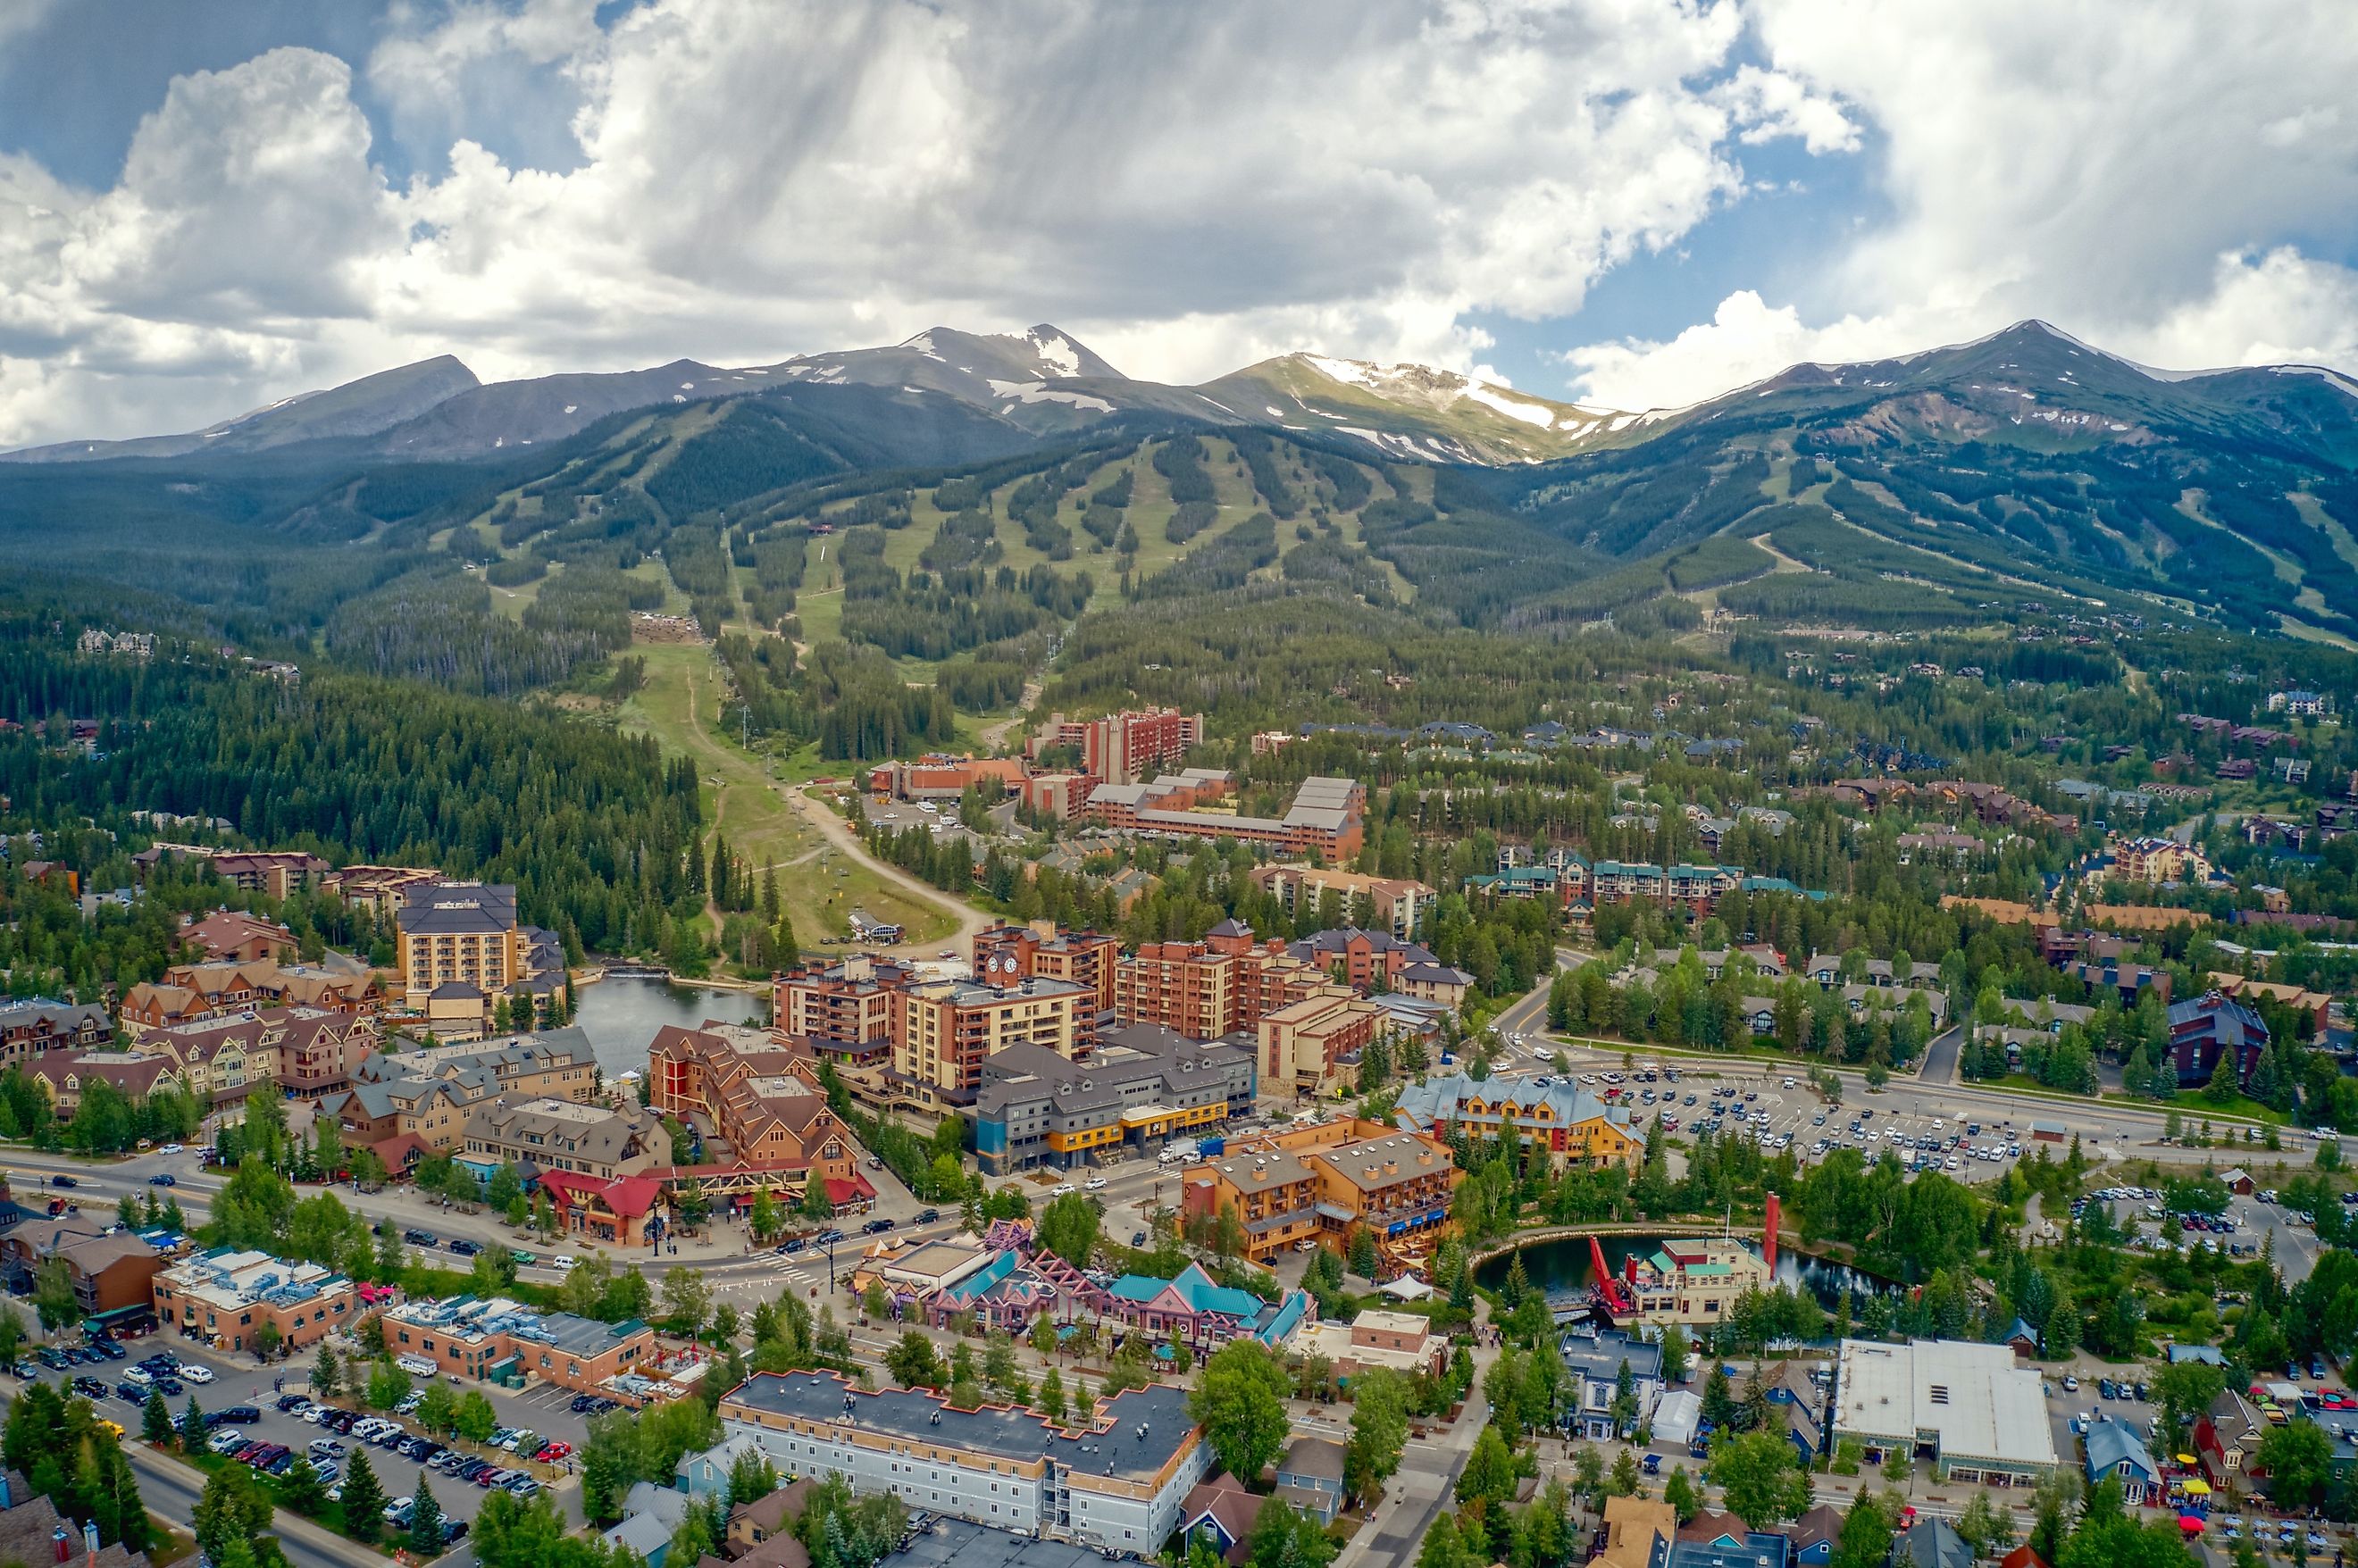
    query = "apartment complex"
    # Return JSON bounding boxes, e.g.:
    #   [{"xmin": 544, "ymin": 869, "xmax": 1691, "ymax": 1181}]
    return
[
  {"xmin": 460, "ymin": 1096, "xmax": 667, "ymax": 1181},
  {"xmin": 0, "ymin": 998, "xmax": 113, "ymax": 1063},
  {"xmin": 319, "ymin": 863, "xmax": 445, "ymax": 915},
  {"xmin": 1179, "ymin": 1119, "xmax": 1460, "ymax": 1263},
  {"xmin": 1083, "ymin": 773, "xmax": 1364, "ymax": 861},
  {"xmin": 129, "ymin": 1007, "xmax": 376, "ymax": 1105},
  {"xmin": 152, "ymin": 1248, "xmax": 359, "ymax": 1355},
  {"xmin": 973, "ymin": 1026, "xmax": 1257, "ymax": 1174},
  {"xmin": 380, "ymin": 1294, "xmax": 660, "ymax": 1397},
  {"xmin": 973, "ymin": 921, "xmax": 1123, "ymax": 1013},
  {"xmin": 1391, "ymin": 1074, "xmax": 1645, "ymax": 1170},
  {"xmin": 122, "ymin": 959, "xmax": 377, "ymax": 1038},
  {"xmin": 1248, "ymin": 864, "xmax": 1434, "ymax": 941},
  {"xmin": 1256, "ymin": 993, "xmax": 1383, "ymax": 1096},
  {"xmin": 773, "ymin": 954, "xmax": 918, "ymax": 1064},
  {"xmin": 1030, "ymin": 707, "xmax": 1205, "ymax": 785},
  {"xmin": 178, "ymin": 909, "xmax": 298, "ymax": 963},
  {"xmin": 21, "ymin": 1052, "xmax": 176, "ymax": 1117},
  {"xmin": 866, "ymin": 755, "xmax": 1028, "ymax": 800},
  {"xmin": 648, "ymin": 1024, "xmax": 857, "ymax": 1180},
  {"xmin": 720, "ymin": 1371, "xmax": 1207, "ymax": 1554},
  {"xmin": 893, "ymin": 975, "xmax": 1091, "ymax": 1110},
  {"xmin": 131, "ymin": 847, "xmax": 328, "ymax": 901},
  {"xmin": 320, "ymin": 1030, "xmax": 598, "ymax": 1159},
  {"xmin": 1112, "ymin": 920, "xmax": 1333, "ymax": 1040}
]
